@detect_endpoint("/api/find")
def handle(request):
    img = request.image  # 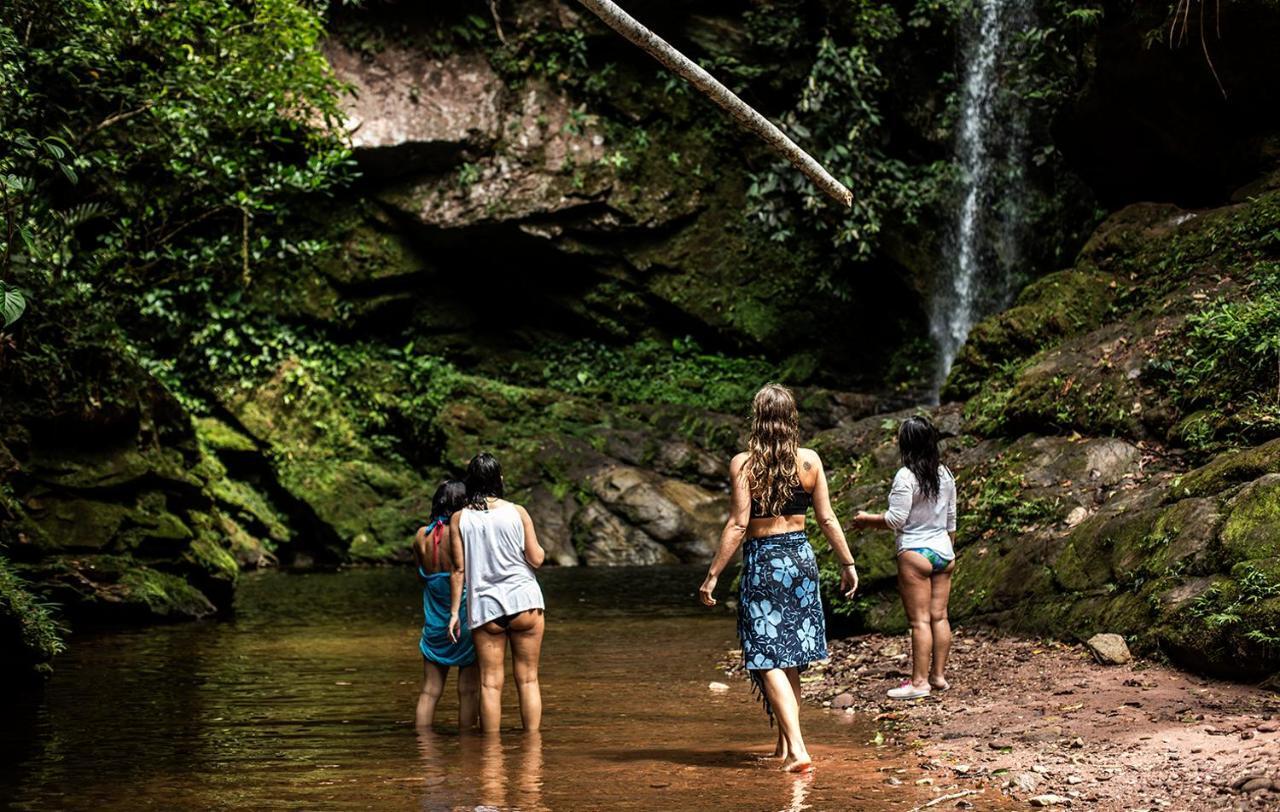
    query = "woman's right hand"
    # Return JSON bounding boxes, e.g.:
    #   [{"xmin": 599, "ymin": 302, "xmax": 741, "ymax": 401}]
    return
[
  {"xmin": 840, "ymin": 563, "xmax": 859, "ymax": 599},
  {"xmin": 698, "ymin": 573, "xmax": 718, "ymax": 607},
  {"xmin": 447, "ymin": 613, "xmax": 461, "ymax": 643}
]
